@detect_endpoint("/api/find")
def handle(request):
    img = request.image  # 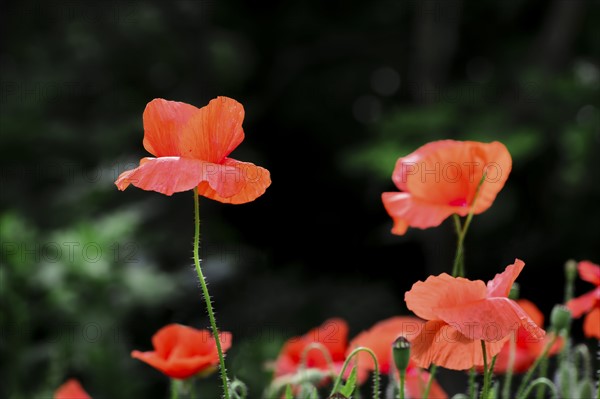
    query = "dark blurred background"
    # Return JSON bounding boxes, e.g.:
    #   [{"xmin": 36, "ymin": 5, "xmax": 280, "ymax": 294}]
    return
[{"xmin": 1, "ymin": 0, "xmax": 599, "ymax": 398}]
